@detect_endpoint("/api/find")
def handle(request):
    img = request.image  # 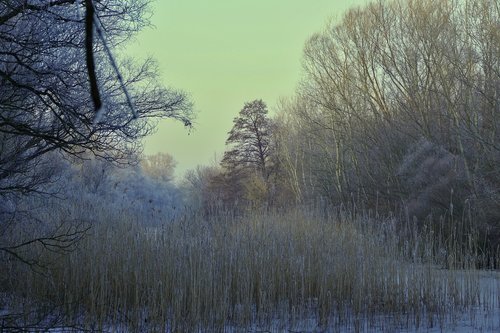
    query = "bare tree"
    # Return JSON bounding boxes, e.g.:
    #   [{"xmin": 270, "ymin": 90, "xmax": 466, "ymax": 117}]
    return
[
  {"xmin": 141, "ymin": 152, "xmax": 177, "ymax": 183},
  {"xmin": 0, "ymin": 2, "xmax": 193, "ymax": 328},
  {"xmin": 0, "ymin": 0, "xmax": 193, "ymax": 196},
  {"xmin": 182, "ymin": 164, "xmax": 225, "ymax": 214},
  {"xmin": 279, "ymin": 0, "xmax": 500, "ymax": 243}
]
